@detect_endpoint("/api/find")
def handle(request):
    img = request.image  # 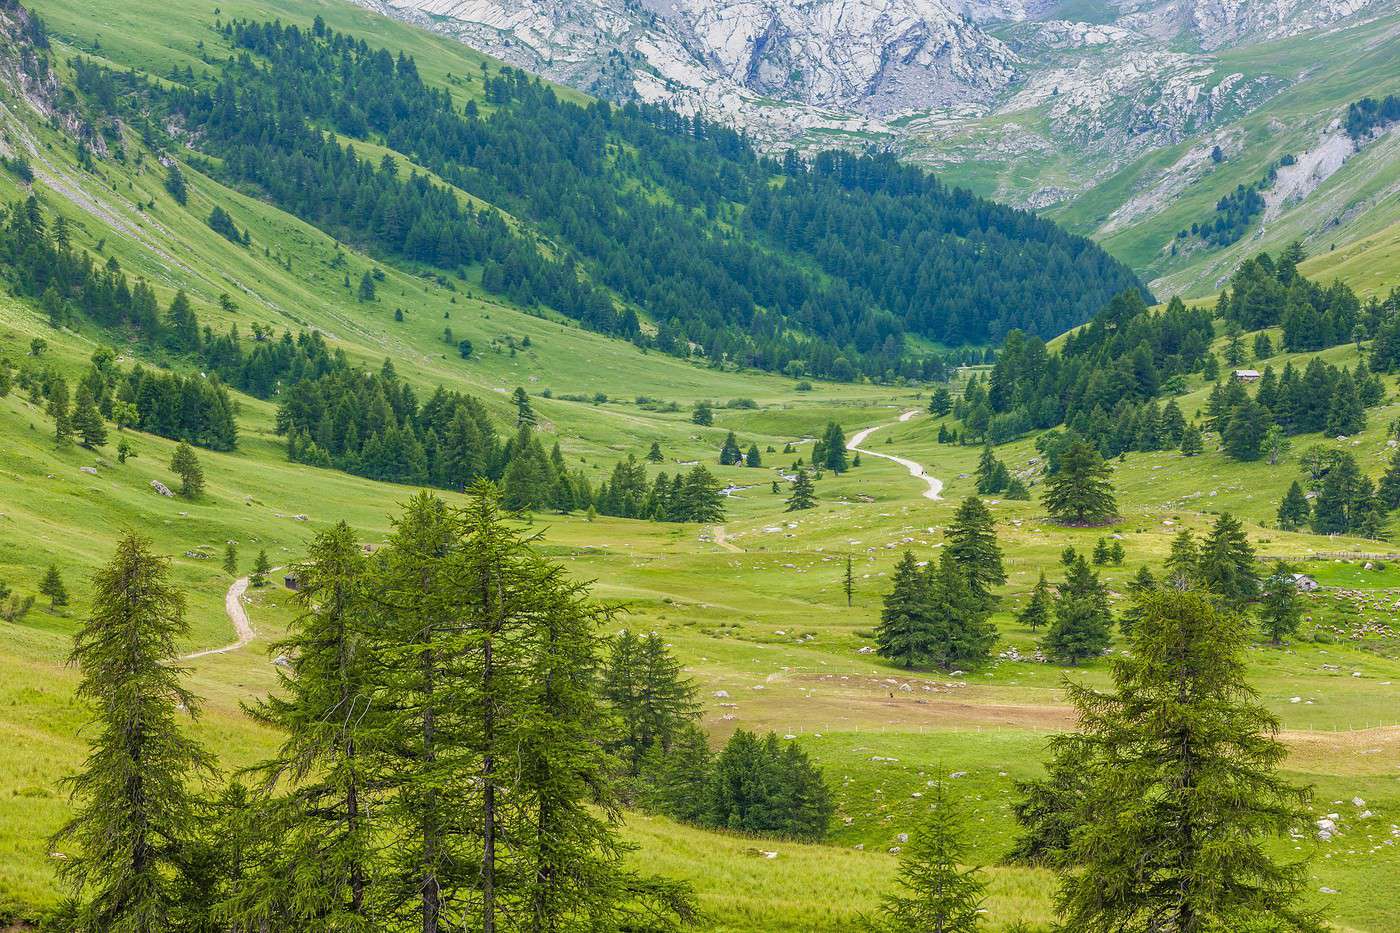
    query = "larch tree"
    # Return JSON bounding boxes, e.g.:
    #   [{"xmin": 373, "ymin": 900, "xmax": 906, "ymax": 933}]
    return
[
  {"xmin": 877, "ymin": 551, "xmax": 934, "ymax": 669},
  {"xmin": 52, "ymin": 534, "xmax": 215, "ymax": 932},
  {"xmin": 1017, "ymin": 571, "xmax": 1052, "ymax": 632},
  {"xmin": 234, "ymin": 522, "xmax": 379, "ymax": 929},
  {"xmin": 843, "ymin": 554, "xmax": 855, "ymax": 607},
  {"xmin": 1053, "ymin": 589, "xmax": 1325, "ymax": 933},
  {"xmin": 872, "ymin": 780, "xmax": 986, "ymax": 932},
  {"xmin": 944, "ymin": 496, "xmax": 1004, "ymax": 606},
  {"xmin": 1042, "ymin": 556, "xmax": 1111, "ymax": 665},
  {"xmin": 785, "ymin": 468, "xmax": 817, "ymax": 512},
  {"xmin": 169, "ymin": 442, "xmax": 205, "ymax": 499},
  {"xmin": 222, "ymin": 541, "xmax": 238, "ymax": 576},
  {"xmin": 1042, "ymin": 440, "xmax": 1117, "ymax": 525},
  {"xmin": 1259, "ymin": 562, "xmax": 1305, "ymax": 646},
  {"xmin": 40, "ymin": 563, "xmax": 69, "ymax": 610}
]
